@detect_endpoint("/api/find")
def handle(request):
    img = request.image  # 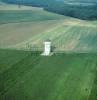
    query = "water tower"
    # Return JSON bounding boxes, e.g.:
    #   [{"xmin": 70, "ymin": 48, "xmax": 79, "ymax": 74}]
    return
[{"xmin": 41, "ymin": 40, "xmax": 51, "ymax": 56}]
